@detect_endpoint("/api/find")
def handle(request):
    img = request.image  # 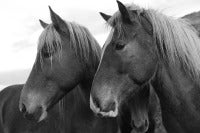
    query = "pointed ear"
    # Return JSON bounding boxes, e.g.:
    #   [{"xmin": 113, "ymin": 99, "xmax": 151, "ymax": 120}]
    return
[
  {"xmin": 49, "ymin": 6, "xmax": 66, "ymax": 32},
  {"xmin": 116, "ymin": 0, "xmax": 132, "ymax": 24},
  {"xmin": 39, "ymin": 19, "xmax": 49, "ymax": 29},
  {"xmin": 100, "ymin": 12, "xmax": 111, "ymax": 22}
]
